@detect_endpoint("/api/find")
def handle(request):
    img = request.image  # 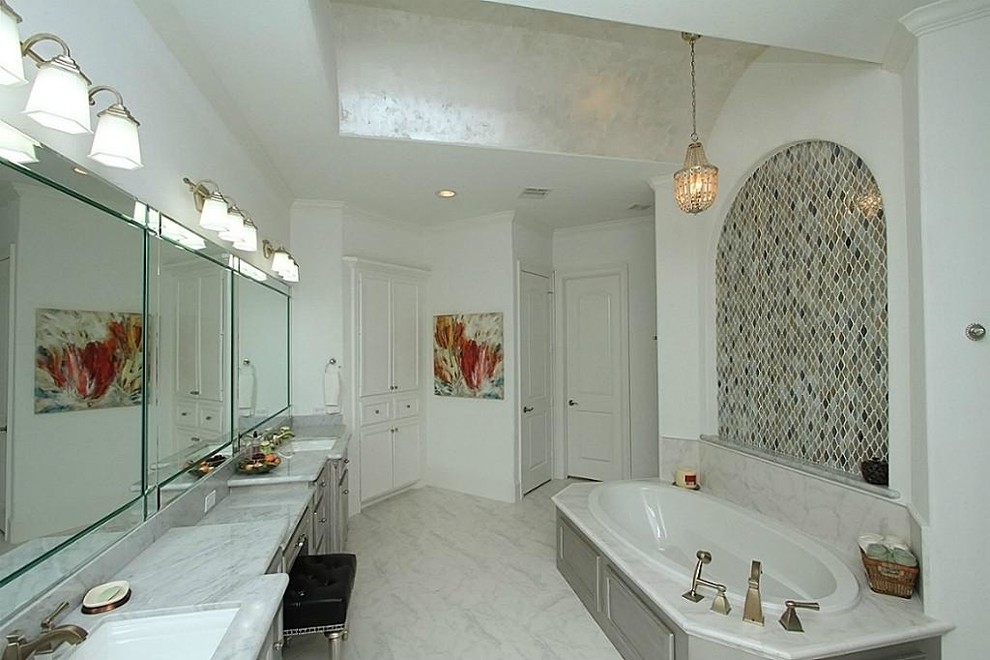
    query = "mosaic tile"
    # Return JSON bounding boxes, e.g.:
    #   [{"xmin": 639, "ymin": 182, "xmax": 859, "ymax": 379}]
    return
[{"xmin": 716, "ymin": 141, "xmax": 888, "ymax": 476}]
